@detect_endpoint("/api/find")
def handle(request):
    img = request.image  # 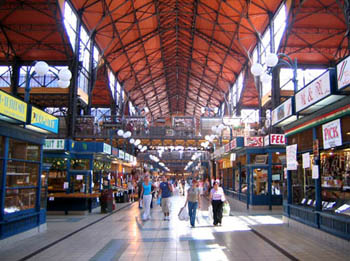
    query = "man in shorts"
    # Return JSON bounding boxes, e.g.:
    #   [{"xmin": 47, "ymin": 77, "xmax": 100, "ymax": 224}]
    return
[{"xmin": 158, "ymin": 176, "xmax": 173, "ymax": 220}]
